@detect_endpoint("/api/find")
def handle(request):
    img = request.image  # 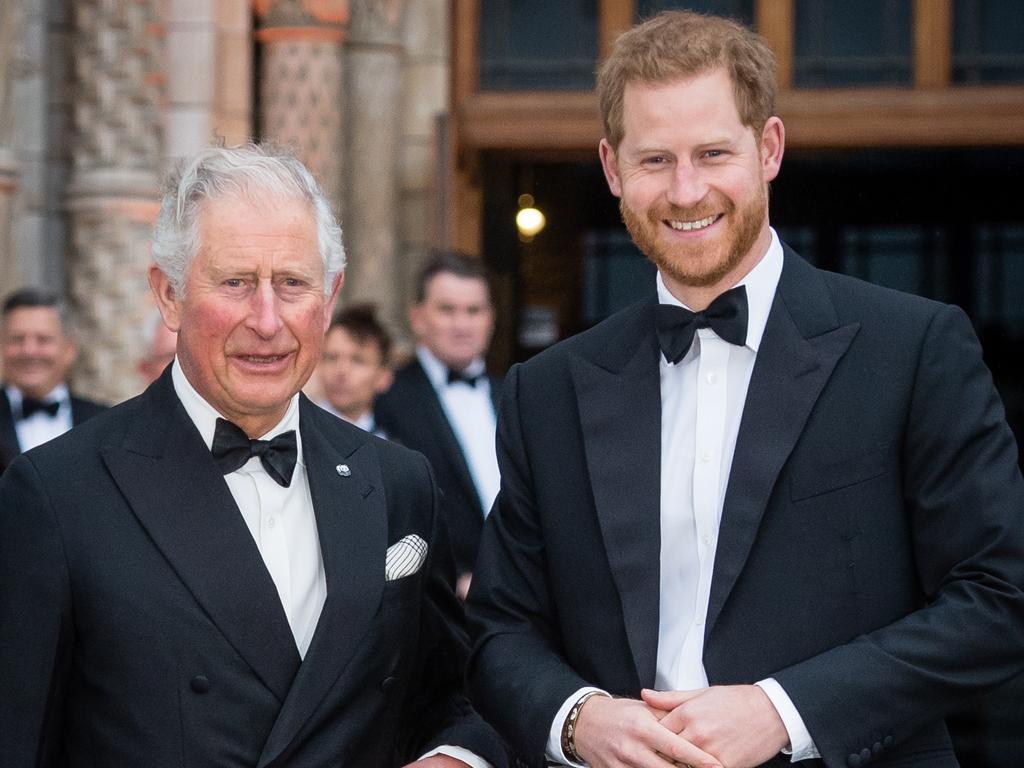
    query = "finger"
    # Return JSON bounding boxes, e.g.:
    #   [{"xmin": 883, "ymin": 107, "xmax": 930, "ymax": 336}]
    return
[
  {"xmin": 645, "ymin": 721, "xmax": 721, "ymax": 768},
  {"xmin": 641, "ymin": 687, "xmax": 705, "ymax": 711}
]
